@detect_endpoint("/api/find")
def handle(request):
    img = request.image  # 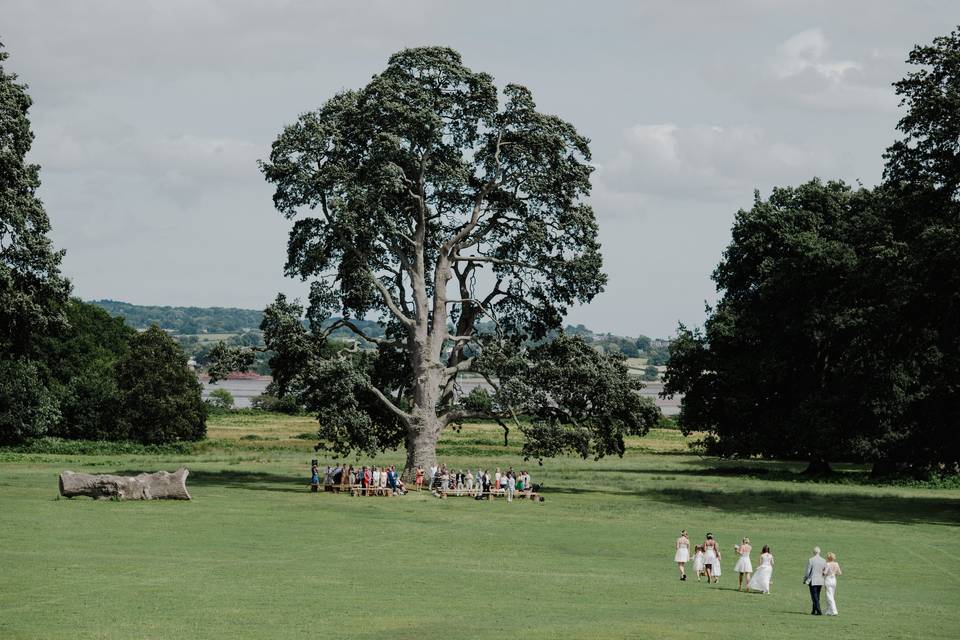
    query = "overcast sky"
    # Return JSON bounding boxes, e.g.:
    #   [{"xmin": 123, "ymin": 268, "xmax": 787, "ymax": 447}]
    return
[{"xmin": 3, "ymin": 1, "xmax": 954, "ymax": 336}]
